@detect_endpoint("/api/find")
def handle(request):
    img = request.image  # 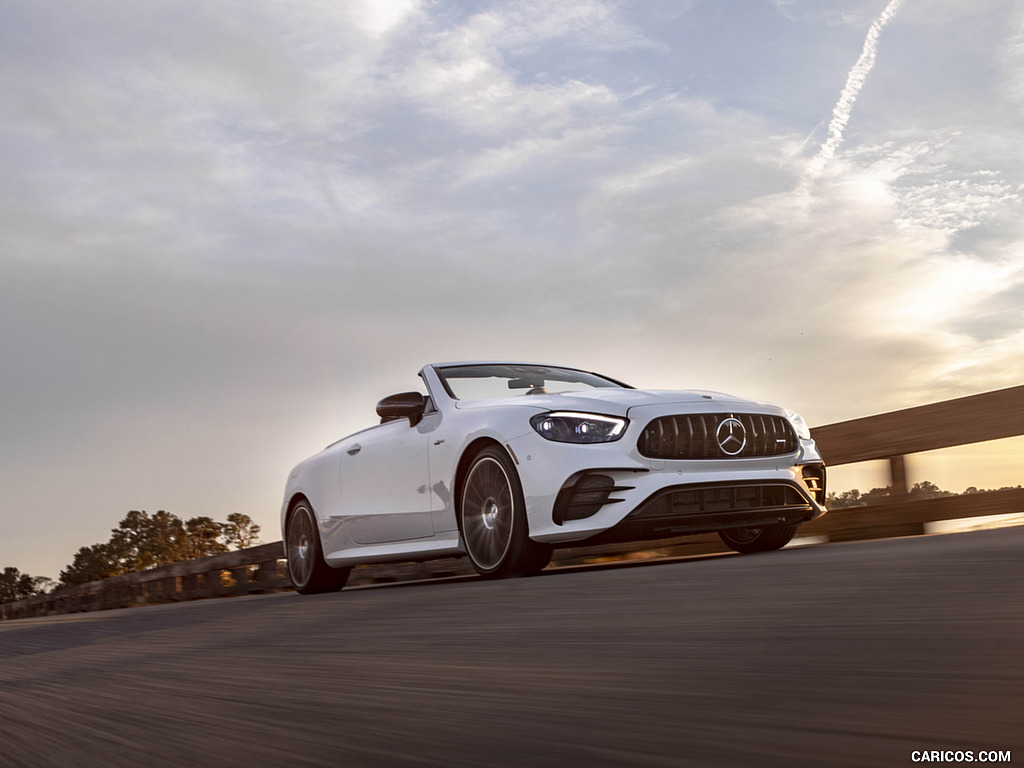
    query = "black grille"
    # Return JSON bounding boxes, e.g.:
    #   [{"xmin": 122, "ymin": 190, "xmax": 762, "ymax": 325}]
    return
[
  {"xmin": 657, "ymin": 484, "xmax": 808, "ymax": 517},
  {"xmin": 637, "ymin": 413, "xmax": 797, "ymax": 460},
  {"xmin": 582, "ymin": 481, "xmax": 815, "ymax": 545}
]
